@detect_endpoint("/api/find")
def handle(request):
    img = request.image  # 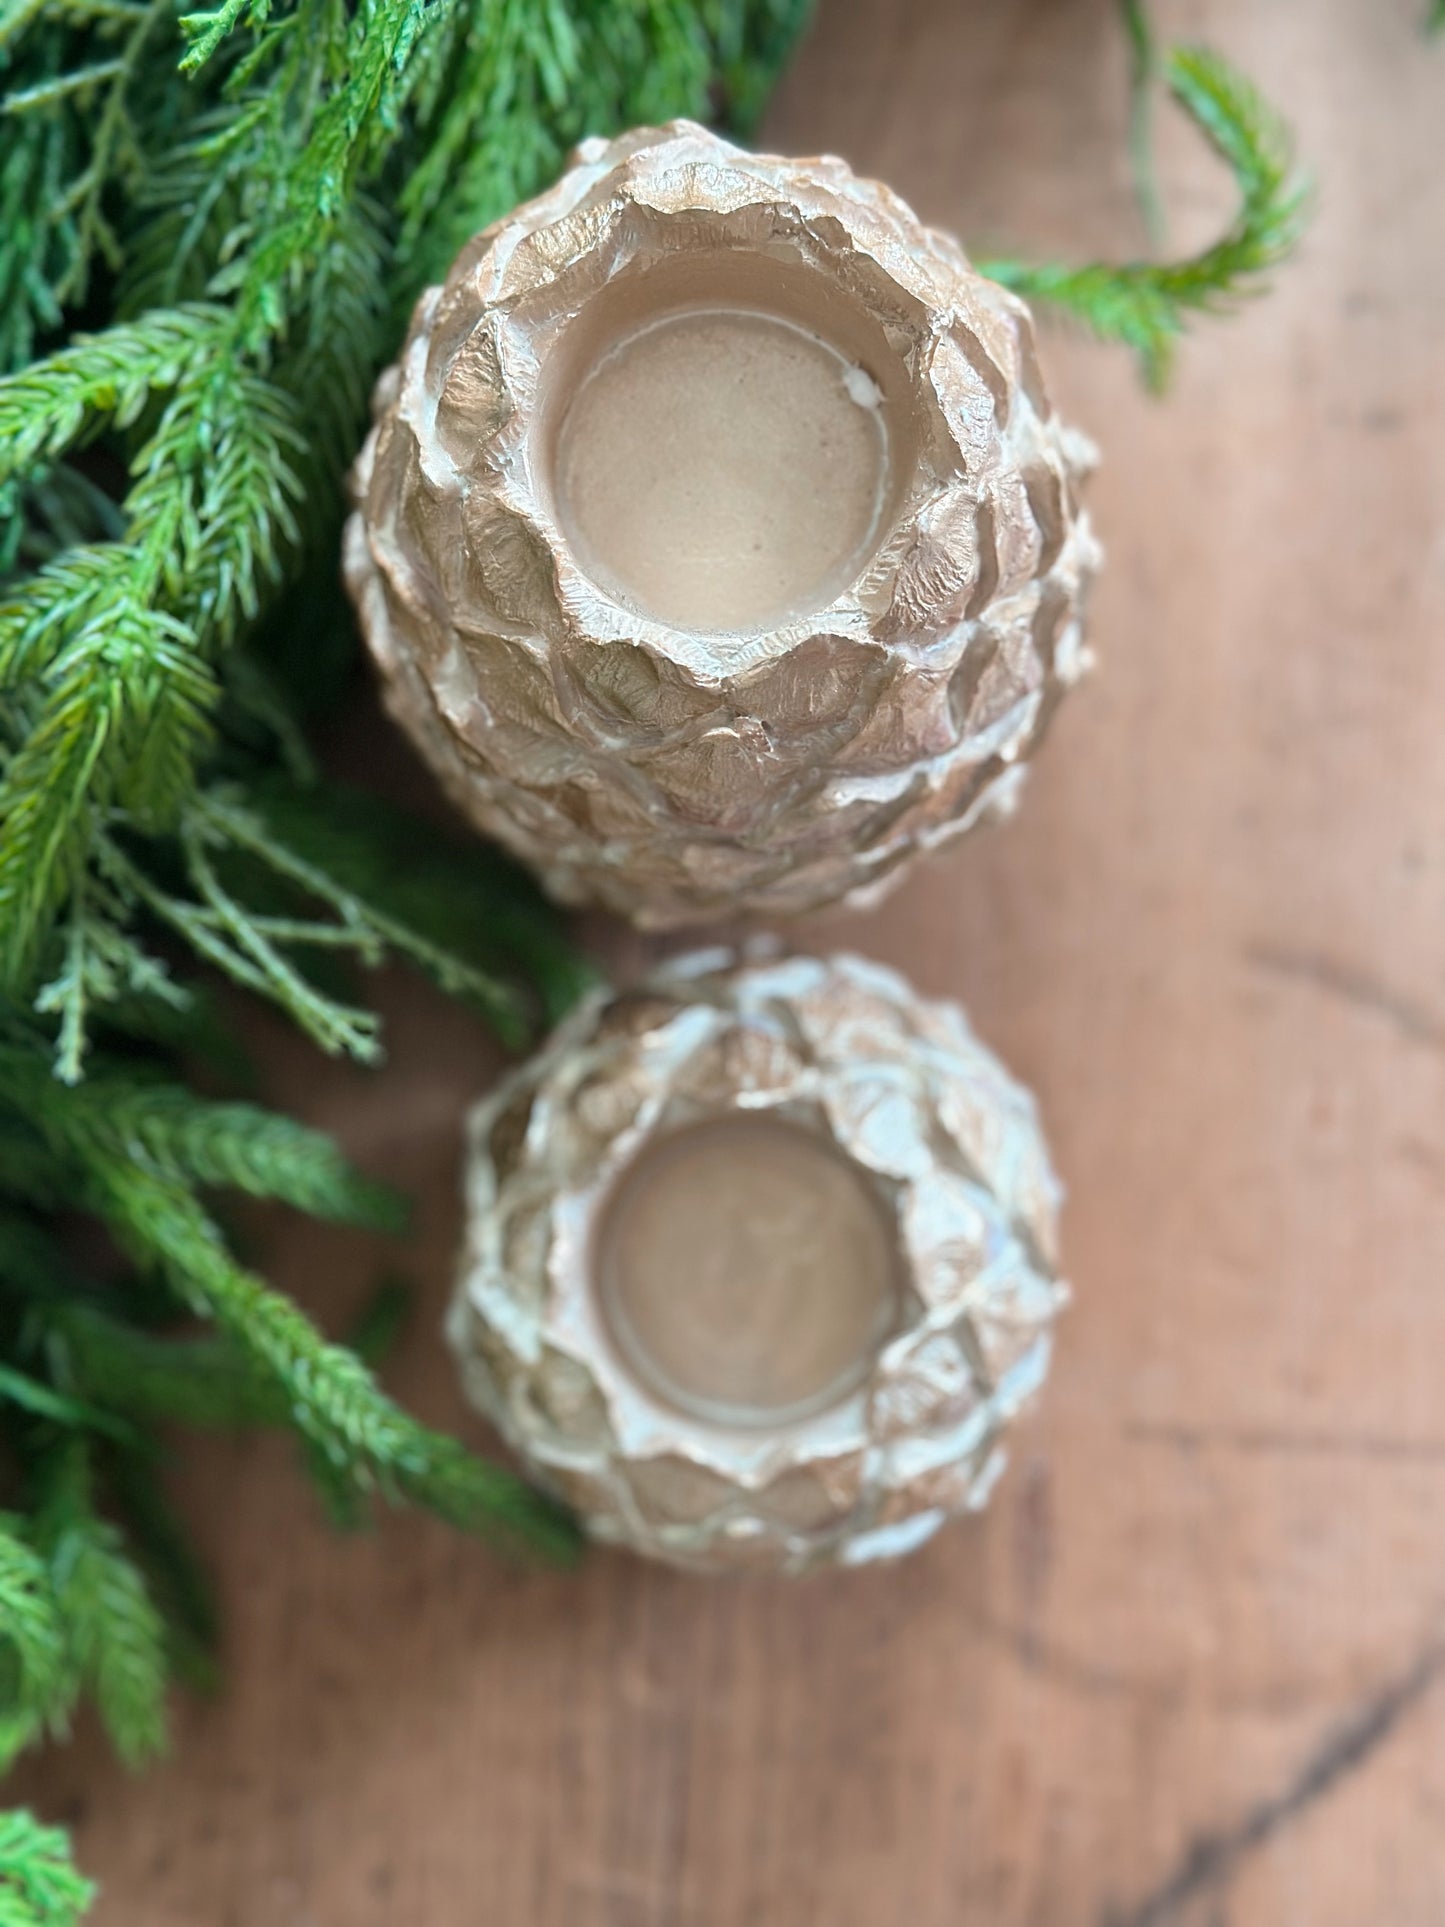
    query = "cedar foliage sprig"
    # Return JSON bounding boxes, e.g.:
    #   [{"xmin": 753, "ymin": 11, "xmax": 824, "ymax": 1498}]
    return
[{"xmin": 980, "ymin": 39, "xmax": 1309, "ymax": 389}]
